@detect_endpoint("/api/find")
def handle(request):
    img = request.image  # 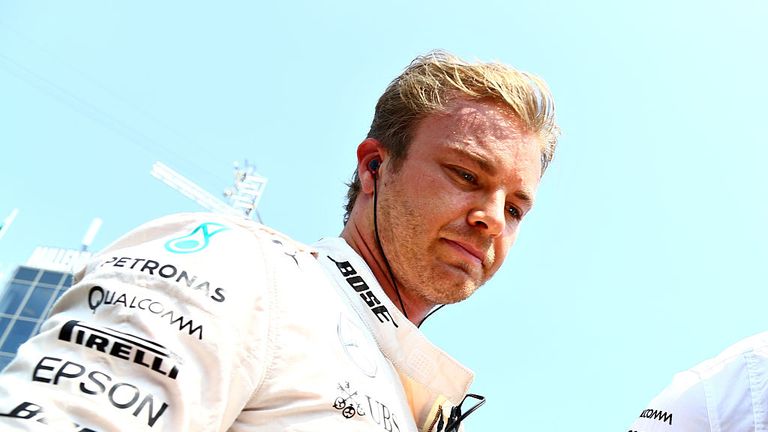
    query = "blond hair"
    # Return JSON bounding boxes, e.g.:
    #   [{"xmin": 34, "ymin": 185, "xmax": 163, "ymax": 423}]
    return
[{"xmin": 344, "ymin": 50, "xmax": 560, "ymax": 223}]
